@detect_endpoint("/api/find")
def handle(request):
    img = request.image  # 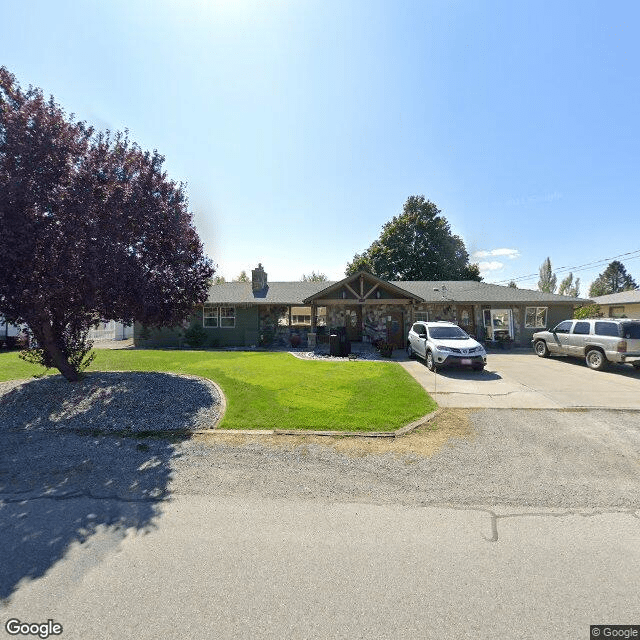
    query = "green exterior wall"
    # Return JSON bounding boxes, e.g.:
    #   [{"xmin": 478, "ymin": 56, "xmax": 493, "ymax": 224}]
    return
[
  {"xmin": 134, "ymin": 306, "xmax": 260, "ymax": 348},
  {"xmin": 134, "ymin": 302, "xmax": 579, "ymax": 349}
]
